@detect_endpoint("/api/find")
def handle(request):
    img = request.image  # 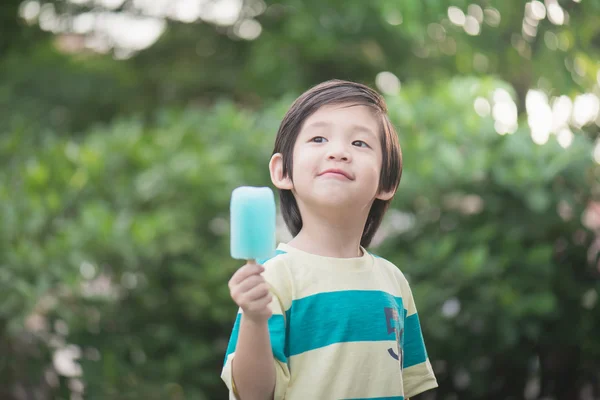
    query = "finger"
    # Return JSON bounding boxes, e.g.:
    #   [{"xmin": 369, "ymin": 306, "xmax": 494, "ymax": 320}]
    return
[
  {"xmin": 229, "ymin": 263, "xmax": 265, "ymax": 286},
  {"xmin": 231, "ymin": 277, "xmax": 268, "ymax": 304},
  {"xmin": 245, "ymin": 292, "xmax": 274, "ymax": 314},
  {"xmin": 254, "ymin": 291, "xmax": 273, "ymax": 308},
  {"xmin": 242, "ymin": 283, "xmax": 271, "ymax": 303},
  {"xmin": 234, "ymin": 275, "xmax": 266, "ymax": 294}
]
